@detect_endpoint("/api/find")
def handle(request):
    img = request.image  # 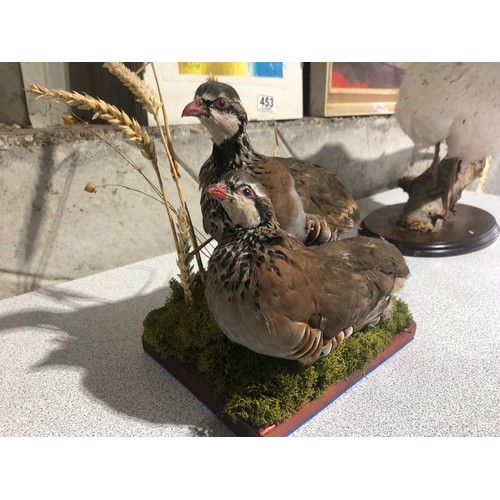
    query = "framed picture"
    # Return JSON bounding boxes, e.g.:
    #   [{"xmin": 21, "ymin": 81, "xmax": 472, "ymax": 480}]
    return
[
  {"xmin": 142, "ymin": 62, "xmax": 303, "ymax": 125},
  {"xmin": 309, "ymin": 62, "xmax": 409, "ymax": 117}
]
